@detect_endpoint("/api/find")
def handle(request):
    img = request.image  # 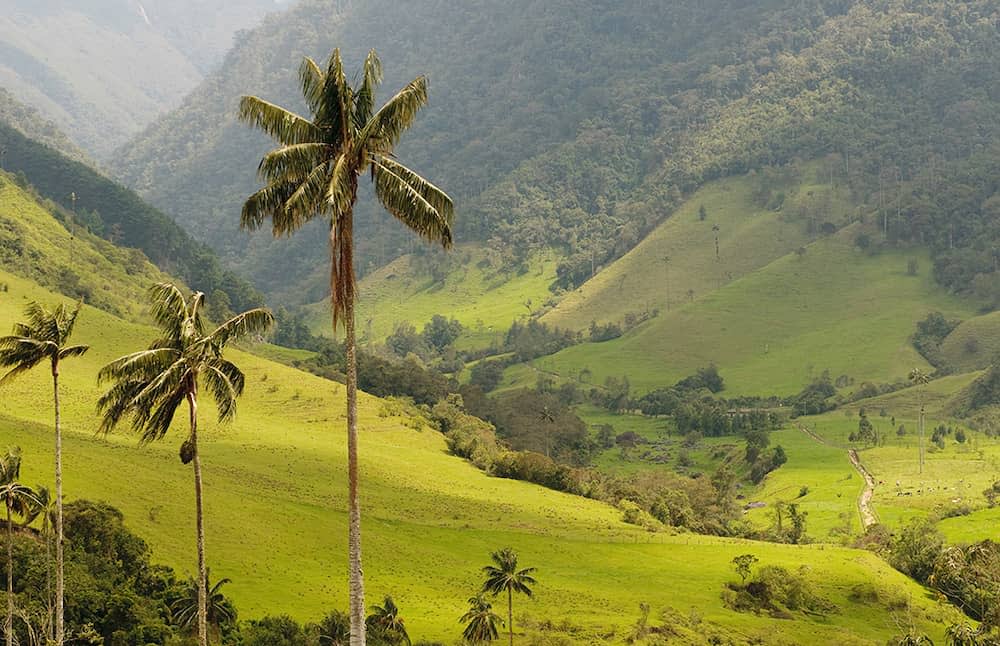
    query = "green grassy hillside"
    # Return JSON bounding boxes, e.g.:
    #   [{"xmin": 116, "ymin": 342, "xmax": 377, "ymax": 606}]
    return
[
  {"xmin": 0, "ymin": 268, "xmax": 968, "ymax": 643},
  {"xmin": 531, "ymin": 223, "xmax": 976, "ymax": 397},
  {"xmin": 543, "ymin": 174, "xmax": 813, "ymax": 330},
  {"xmin": 940, "ymin": 311, "xmax": 1000, "ymax": 373},
  {"xmin": 0, "ymin": 173, "xmax": 172, "ymax": 318},
  {"xmin": 305, "ymin": 247, "xmax": 560, "ymax": 346}
]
